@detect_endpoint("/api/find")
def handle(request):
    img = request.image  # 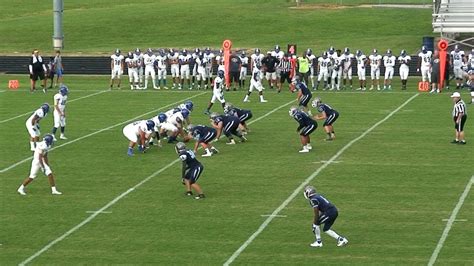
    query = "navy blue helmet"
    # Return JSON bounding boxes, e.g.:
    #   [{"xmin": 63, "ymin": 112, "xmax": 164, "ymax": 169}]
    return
[
  {"xmin": 41, "ymin": 103, "xmax": 50, "ymax": 114},
  {"xmin": 181, "ymin": 108, "xmax": 190, "ymax": 119},
  {"xmin": 59, "ymin": 84, "xmax": 68, "ymax": 96},
  {"xmin": 184, "ymin": 100, "xmax": 193, "ymax": 111},
  {"xmin": 157, "ymin": 113, "xmax": 167, "ymax": 123},
  {"xmin": 145, "ymin": 120, "xmax": 155, "ymax": 131},
  {"xmin": 303, "ymin": 185, "xmax": 317, "ymax": 199},
  {"xmin": 328, "ymin": 46, "xmax": 335, "ymax": 54},
  {"xmin": 134, "ymin": 48, "xmax": 141, "ymax": 55},
  {"xmin": 43, "ymin": 134, "xmax": 54, "ymax": 146},
  {"xmin": 421, "ymin": 45, "xmax": 427, "ymax": 53},
  {"xmin": 356, "ymin": 50, "xmax": 362, "ymax": 57},
  {"xmin": 217, "ymin": 70, "xmax": 225, "ymax": 78},
  {"xmin": 205, "ymin": 47, "xmax": 211, "ymax": 55}
]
